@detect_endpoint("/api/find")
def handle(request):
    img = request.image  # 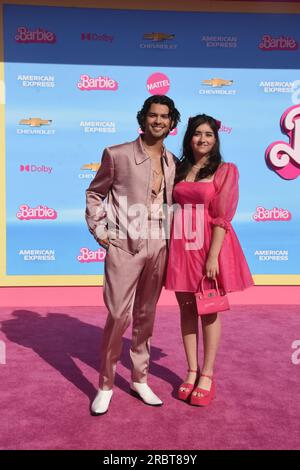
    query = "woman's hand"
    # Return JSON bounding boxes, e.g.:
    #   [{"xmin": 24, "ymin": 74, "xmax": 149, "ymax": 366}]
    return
[{"xmin": 205, "ymin": 255, "xmax": 219, "ymax": 279}]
